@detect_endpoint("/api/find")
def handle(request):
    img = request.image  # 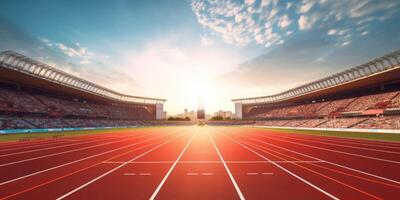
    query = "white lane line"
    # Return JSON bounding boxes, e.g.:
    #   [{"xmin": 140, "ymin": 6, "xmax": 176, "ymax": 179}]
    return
[
  {"xmin": 0, "ymin": 133, "xmax": 170, "ymax": 186},
  {"xmin": 262, "ymin": 173, "xmax": 274, "ymax": 175},
  {"xmin": 0, "ymin": 136, "xmax": 127, "ymax": 157},
  {"xmin": 227, "ymin": 160, "xmax": 324, "ymax": 164},
  {"xmin": 245, "ymin": 172, "xmax": 273, "ymax": 176},
  {"xmin": 187, "ymin": 173, "xmax": 199, "ymax": 176},
  {"xmin": 201, "ymin": 173, "xmax": 214, "ymax": 176},
  {"xmin": 101, "ymin": 160, "xmax": 325, "ymax": 164},
  {"xmin": 208, "ymin": 133, "xmax": 245, "ymax": 200},
  {"xmin": 240, "ymin": 134, "xmax": 400, "ymax": 185},
  {"xmin": 0, "ymin": 140, "xmax": 76, "ymax": 153},
  {"xmin": 258, "ymin": 135, "xmax": 400, "ymax": 164},
  {"xmin": 272, "ymin": 135, "xmax": 400, "ymax": 155},
  {"xmin": 123, "ymin": 173, "xmax": 152, "ymax": 176},
  {"xmin": 56, "ymin": 133, "xmax": 183, "ymax": 200},
  {"xmin": 149, "ymin": 132, "xmax": 196, "ymax": 200},
  {"xmin": 0, "ymin": 134, "xmax": 150, "ymax": 167},
  {"xmin": 282, "ymin": 135, "xmax": 400, "ymax": 150},
  {"xmin": 222, "ymin": 133, "xmax": 339, "ymax": 200}
]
